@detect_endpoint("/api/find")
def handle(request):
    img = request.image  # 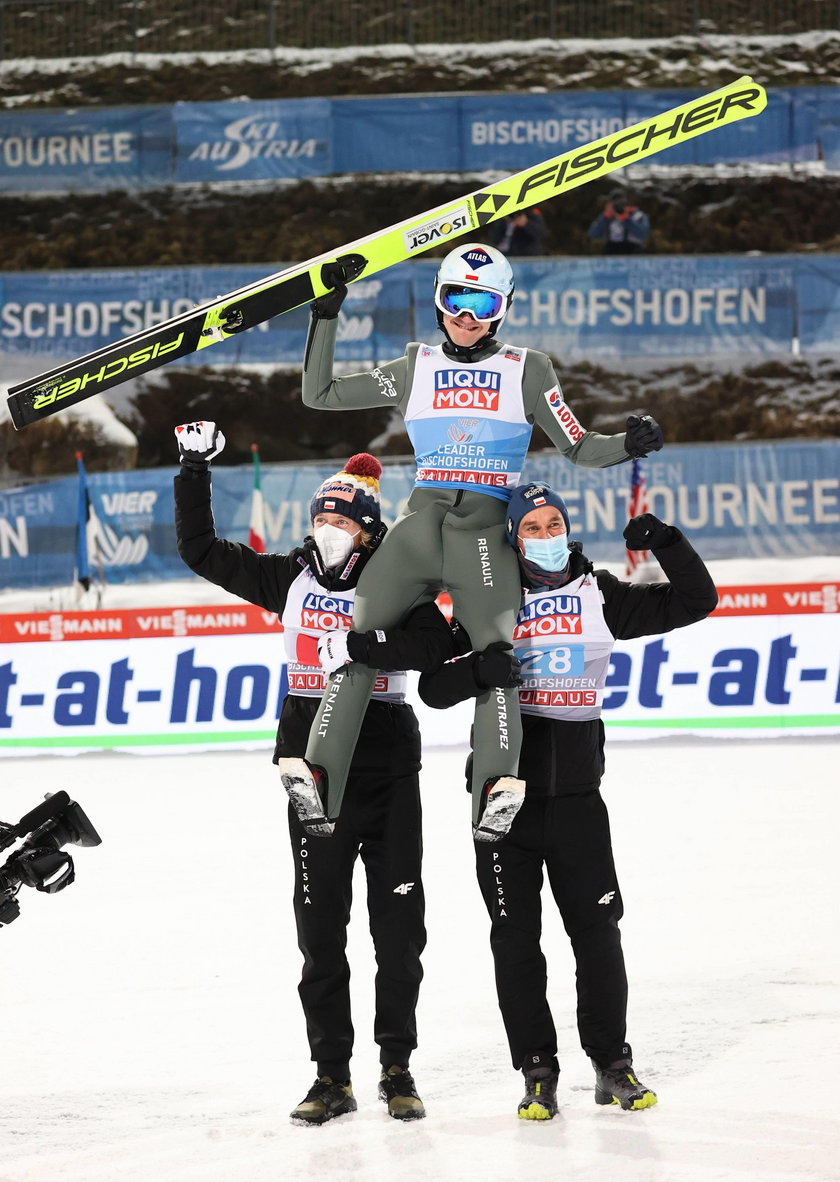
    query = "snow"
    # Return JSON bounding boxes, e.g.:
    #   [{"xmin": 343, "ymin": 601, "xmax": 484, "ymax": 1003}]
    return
[{"xmin": 0, "ymin": 736, "xmax": 838, "ymax": 1181}]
